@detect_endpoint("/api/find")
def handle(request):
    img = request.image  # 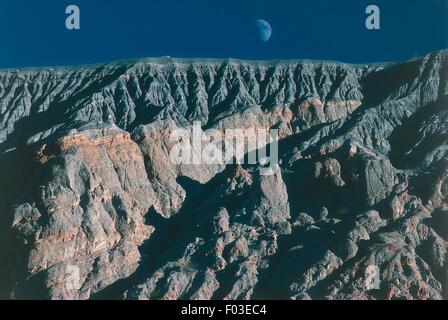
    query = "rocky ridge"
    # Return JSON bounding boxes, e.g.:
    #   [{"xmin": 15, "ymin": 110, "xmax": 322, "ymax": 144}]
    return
[{"xmin": 0, "ymin": 51, "xmax": 446, "ymax": 299}]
